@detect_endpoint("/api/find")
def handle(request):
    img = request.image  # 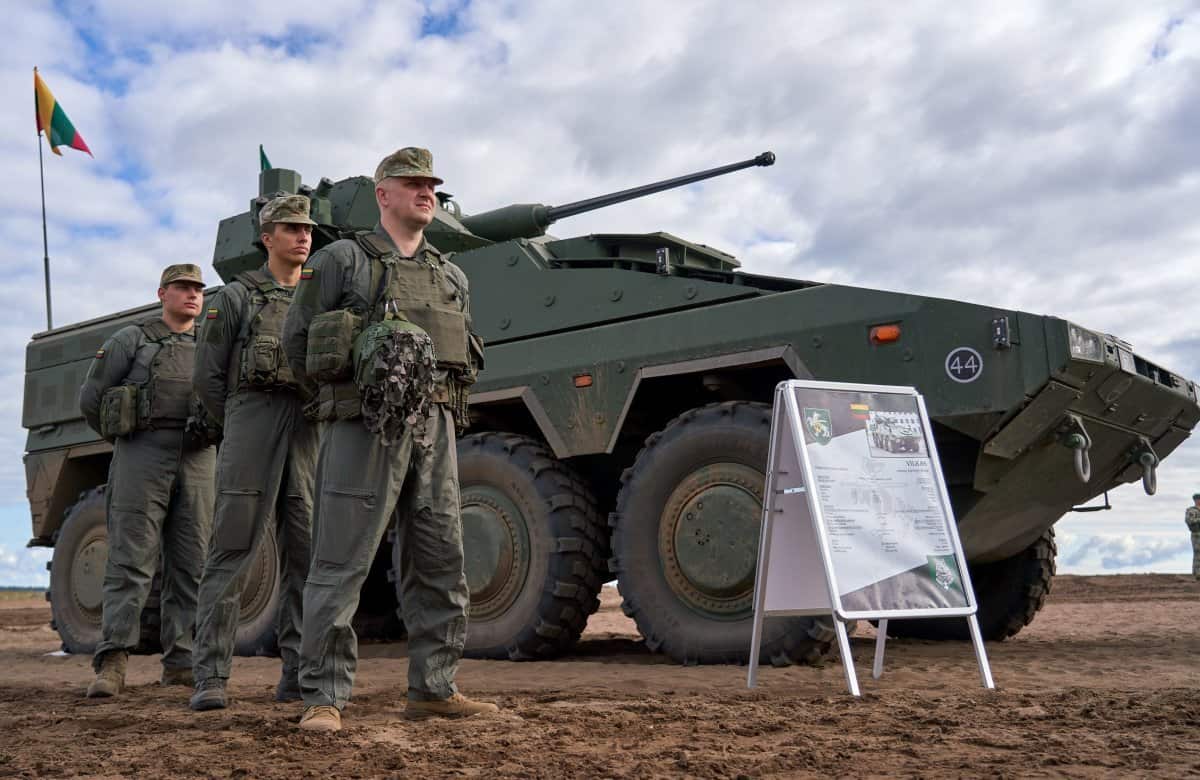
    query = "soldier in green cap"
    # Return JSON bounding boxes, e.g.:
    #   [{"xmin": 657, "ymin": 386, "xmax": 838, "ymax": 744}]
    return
[
  {"xmin": 1186, "ymin": 493, "xmax": 1200, "ymax": 579},
  {"xmin": 79, "ymin": 264, "xmax": 217, "ymax": 698},
  {"xmin": 188, "ymin": 195, "xmax": 322, "ymax": 711},
  {"xmin": 282, "ymin": 147, "xmax": 492, "ymax": 732}
]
